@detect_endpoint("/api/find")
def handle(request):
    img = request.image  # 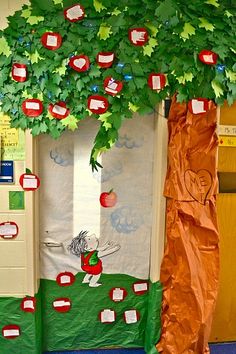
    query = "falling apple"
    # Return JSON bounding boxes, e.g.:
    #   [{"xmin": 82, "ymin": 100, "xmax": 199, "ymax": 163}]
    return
[{"xmin": 100, "ymin": 189, "xmax": 117, "ymax": 208}]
